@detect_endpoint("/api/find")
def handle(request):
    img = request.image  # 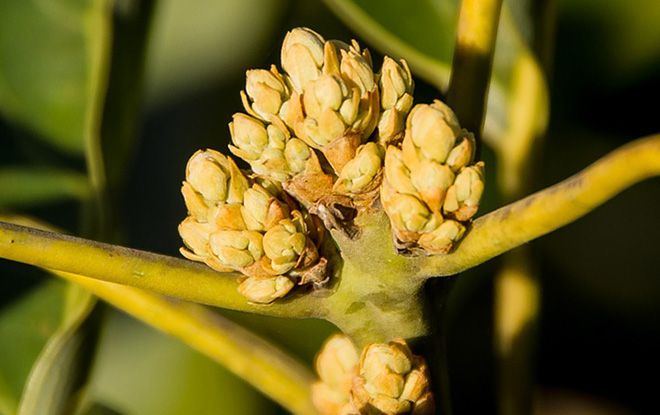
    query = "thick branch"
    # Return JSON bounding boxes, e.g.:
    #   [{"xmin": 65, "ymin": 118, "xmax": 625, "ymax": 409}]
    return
[
  {"xmin": 0, "ymin": 222, "xmax": 322, "ymax": 319},
  {"xmin": 417, "ymin": 134, "xmax": 660, "ymax": 277}
]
